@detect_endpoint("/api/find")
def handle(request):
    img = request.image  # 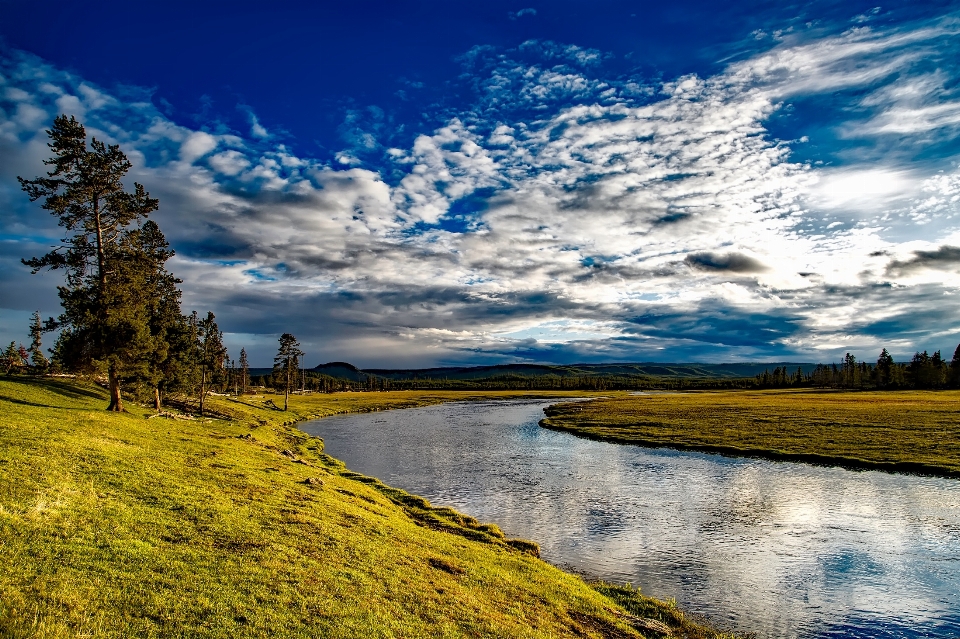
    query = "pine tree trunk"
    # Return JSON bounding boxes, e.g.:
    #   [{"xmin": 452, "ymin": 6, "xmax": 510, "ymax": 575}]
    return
[
  {"xmin": 107, "ymin": 365, "xmax": 123, "ymax": 412},
  {"xmin": 284, "ymin": 365, "xmax": 290, "ymax": 410},
  {"xmin": 200, "ymin": 368, "xmax": 206, "ymax": 417},
  {"xmin": 154, "ymin": 387, "xmax": 161, "ymax": 411}
]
